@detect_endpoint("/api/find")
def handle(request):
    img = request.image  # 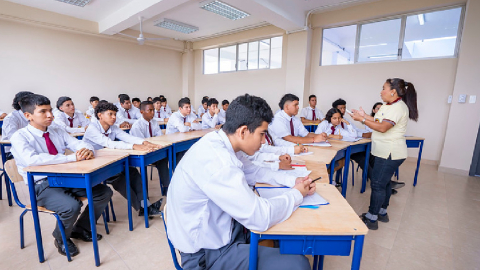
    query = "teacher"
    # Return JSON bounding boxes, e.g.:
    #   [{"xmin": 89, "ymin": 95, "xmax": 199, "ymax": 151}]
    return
[{"xmin": 350, "ymin": 78, "xmax": 418, "ymax": 230}]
